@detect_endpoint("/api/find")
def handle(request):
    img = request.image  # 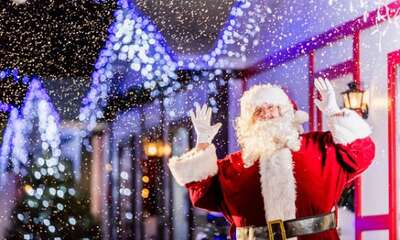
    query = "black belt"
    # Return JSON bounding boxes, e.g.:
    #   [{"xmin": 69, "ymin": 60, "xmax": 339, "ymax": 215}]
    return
[{"xmin": 236, "ymin": 212, "xmax": 337, "ymax": 240}]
